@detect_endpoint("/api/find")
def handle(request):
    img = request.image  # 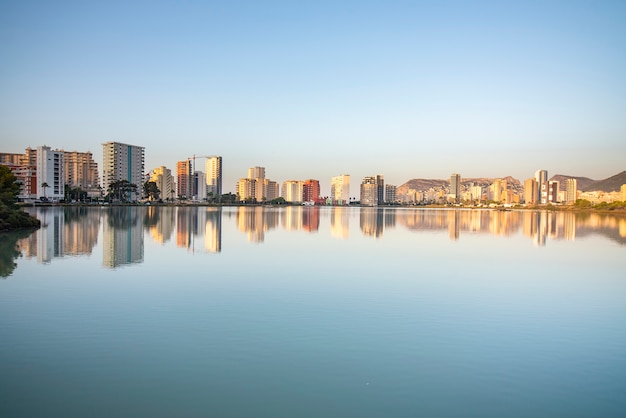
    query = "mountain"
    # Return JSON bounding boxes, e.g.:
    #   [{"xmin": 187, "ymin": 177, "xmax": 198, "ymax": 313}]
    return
[
  {"xmin": 397, "ymin": 176, "xmax": 521, "ymax": 194},
  {"xmin": 549, "ymin": 175, "xmax": 596, "ymax": 191},
  {"xmin": 582, "ymin": 171, "xmax": 626, "ymax": 192}
]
